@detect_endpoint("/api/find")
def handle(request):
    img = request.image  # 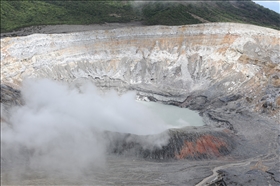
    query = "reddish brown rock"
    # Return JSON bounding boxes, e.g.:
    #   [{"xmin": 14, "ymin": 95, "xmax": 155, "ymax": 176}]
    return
[
  {"xmin": 109, "ymin": 128, "xmax": 235, "ymax": 160},
  {"xmin": 175, "ymin": 134, "xmax": 229, "ymax": 159}
]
